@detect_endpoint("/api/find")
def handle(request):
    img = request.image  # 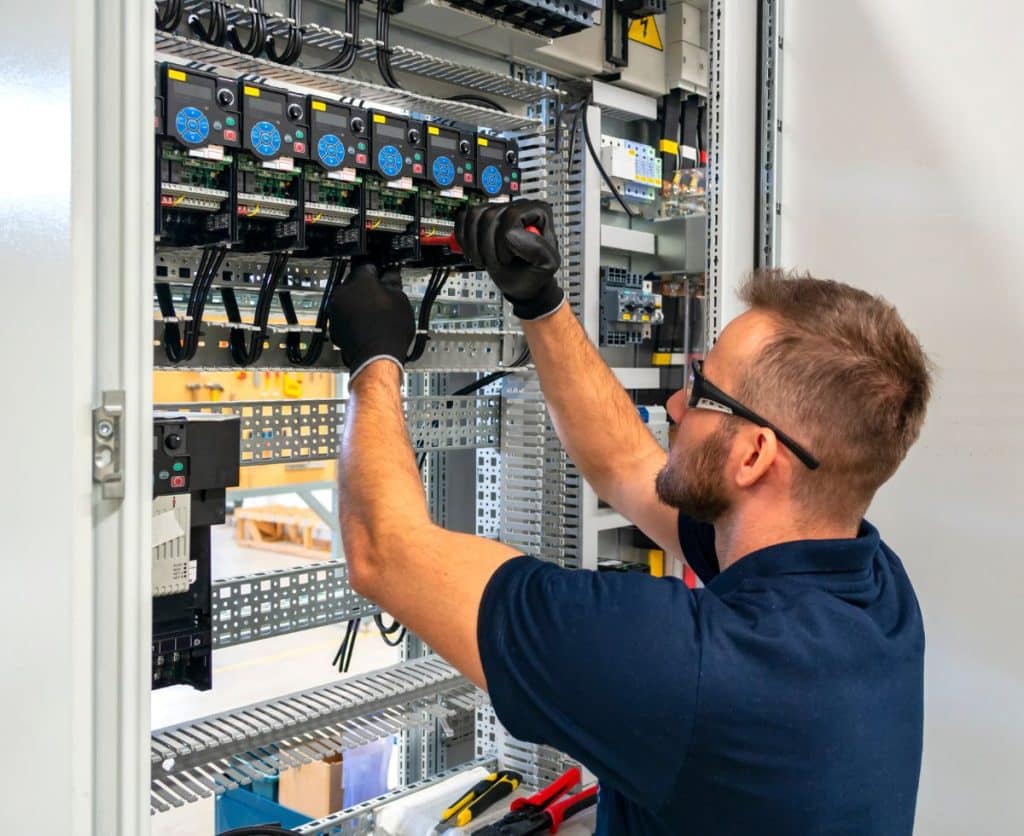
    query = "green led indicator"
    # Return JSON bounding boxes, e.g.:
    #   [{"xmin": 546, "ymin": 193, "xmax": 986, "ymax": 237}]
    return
[{"xmin": 172, "ymin": 461, "xmax": 185, "ymax": 473}]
